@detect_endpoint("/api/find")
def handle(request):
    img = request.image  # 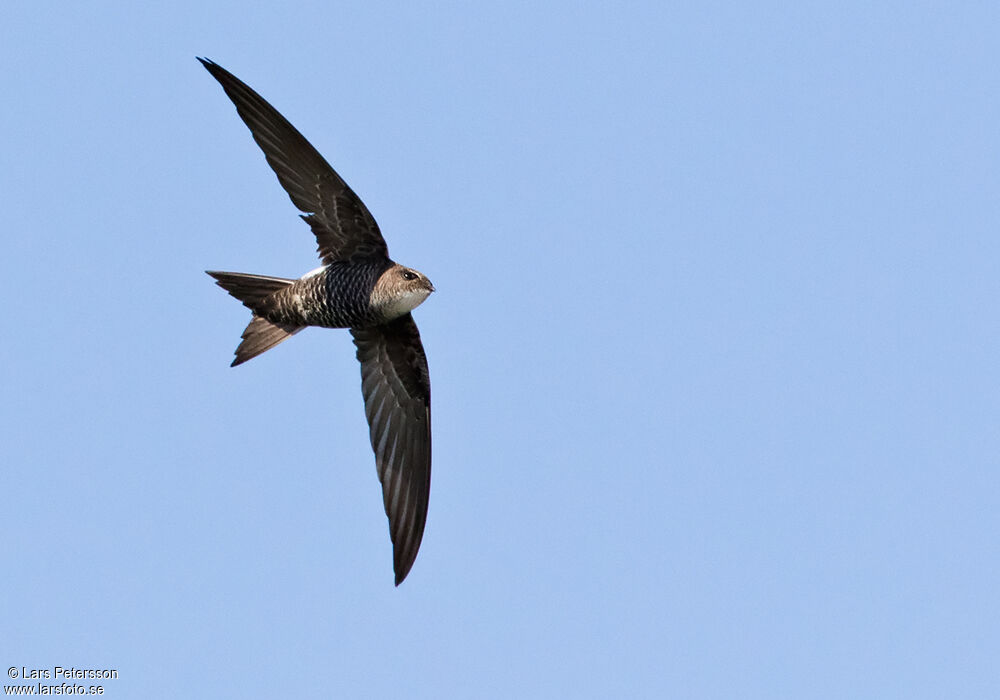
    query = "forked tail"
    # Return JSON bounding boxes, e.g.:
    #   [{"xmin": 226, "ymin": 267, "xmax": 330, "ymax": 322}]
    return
[{"xmin": 206, "ymin": 271, "xmax": 304, "ymax": 366}]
